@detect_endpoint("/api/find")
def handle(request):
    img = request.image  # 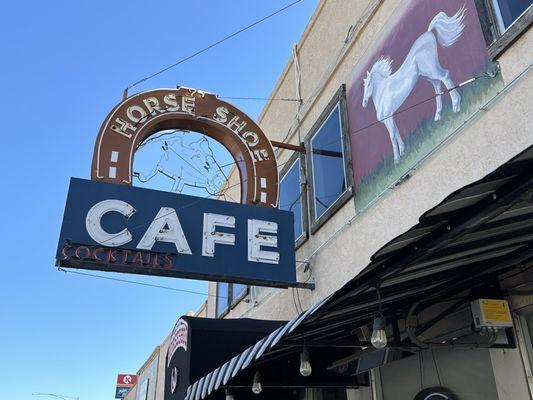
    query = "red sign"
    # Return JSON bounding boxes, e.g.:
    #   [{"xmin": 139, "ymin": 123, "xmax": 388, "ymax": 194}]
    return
[{"xmin": 117, "ymin": 373, "xmax": 137, "ymax": 387}]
